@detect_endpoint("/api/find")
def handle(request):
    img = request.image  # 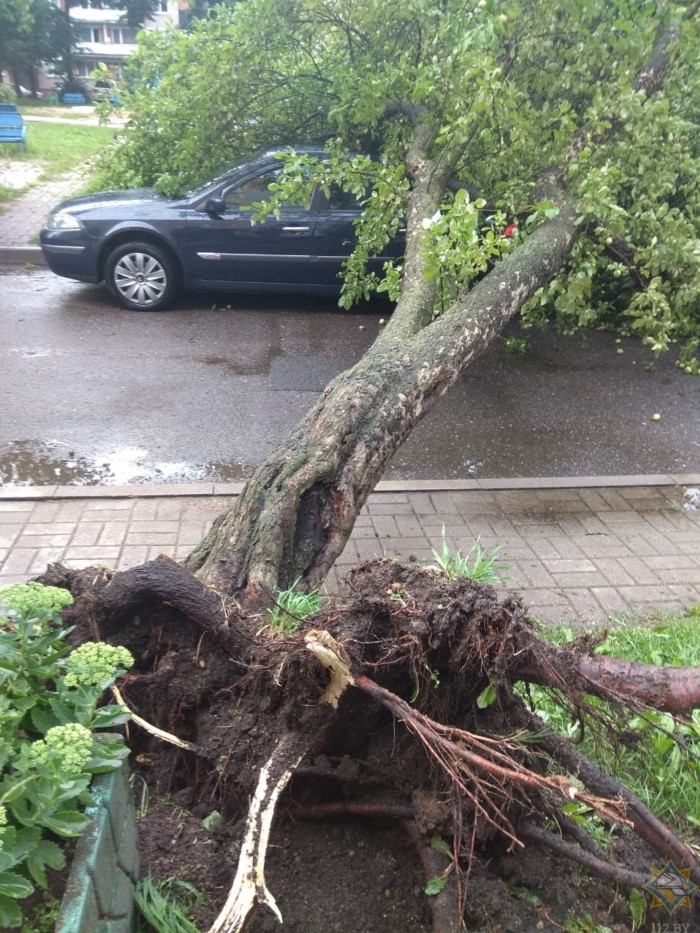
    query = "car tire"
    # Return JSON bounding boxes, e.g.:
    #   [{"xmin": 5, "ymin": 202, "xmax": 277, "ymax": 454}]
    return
[{"xmin": 104, "ymin": 241, "xmax": 180, "ymax": 312}]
